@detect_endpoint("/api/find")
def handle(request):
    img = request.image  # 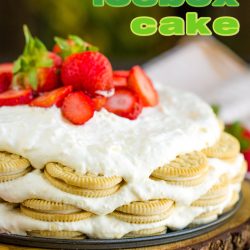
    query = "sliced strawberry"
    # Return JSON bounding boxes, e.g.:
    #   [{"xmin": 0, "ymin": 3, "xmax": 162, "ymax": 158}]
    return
[
  {"xmin": 61, "ymin": 92, "xmax": 94, "ymax": 125},
  {"xmin": 0, "ymin": 89, "xmax": 33, "ymax": 106},
  {"xmin": 30, "ymin": 86, "xmax": 72, "ymax": 108},
  {"xmin": 92, "ymin": 95, "xmax": 107, "ymax": 111},
  {"xmin": 113, "ymin": 76, "xmax": 127, "ymax": 87},
  {"xmin": 113, "ymin": 70, "xmax": 129, "ymax": 78},
  {"xmin": 0, "ymin": 63, "xmax": 13, "ymax": 93},
  {"xmin": 105, "ymin": 87, "xmax": 142, "ymax": 120},
  {"xmin": 128, "ymin": 66, "xmax": 159, "ymax": 107},
  {"xmin": 113, "ymin": 71, "xmax": 129, "ymax": 87}
]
